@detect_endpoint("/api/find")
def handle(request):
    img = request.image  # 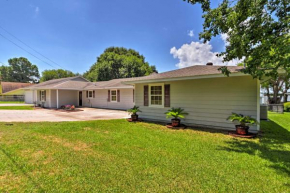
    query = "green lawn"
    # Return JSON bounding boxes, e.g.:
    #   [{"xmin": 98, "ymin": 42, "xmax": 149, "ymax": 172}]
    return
[
  {"xmin": 0, "ymin": 106, "xmax": 34, "ymax": 110},
  {"xmin": 0, "ymin": 113, "xmax": 289, "ymax": 192},
  {"xmin": 0, "ymin": 101, "xmax": 24, "ymax": 104}
]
